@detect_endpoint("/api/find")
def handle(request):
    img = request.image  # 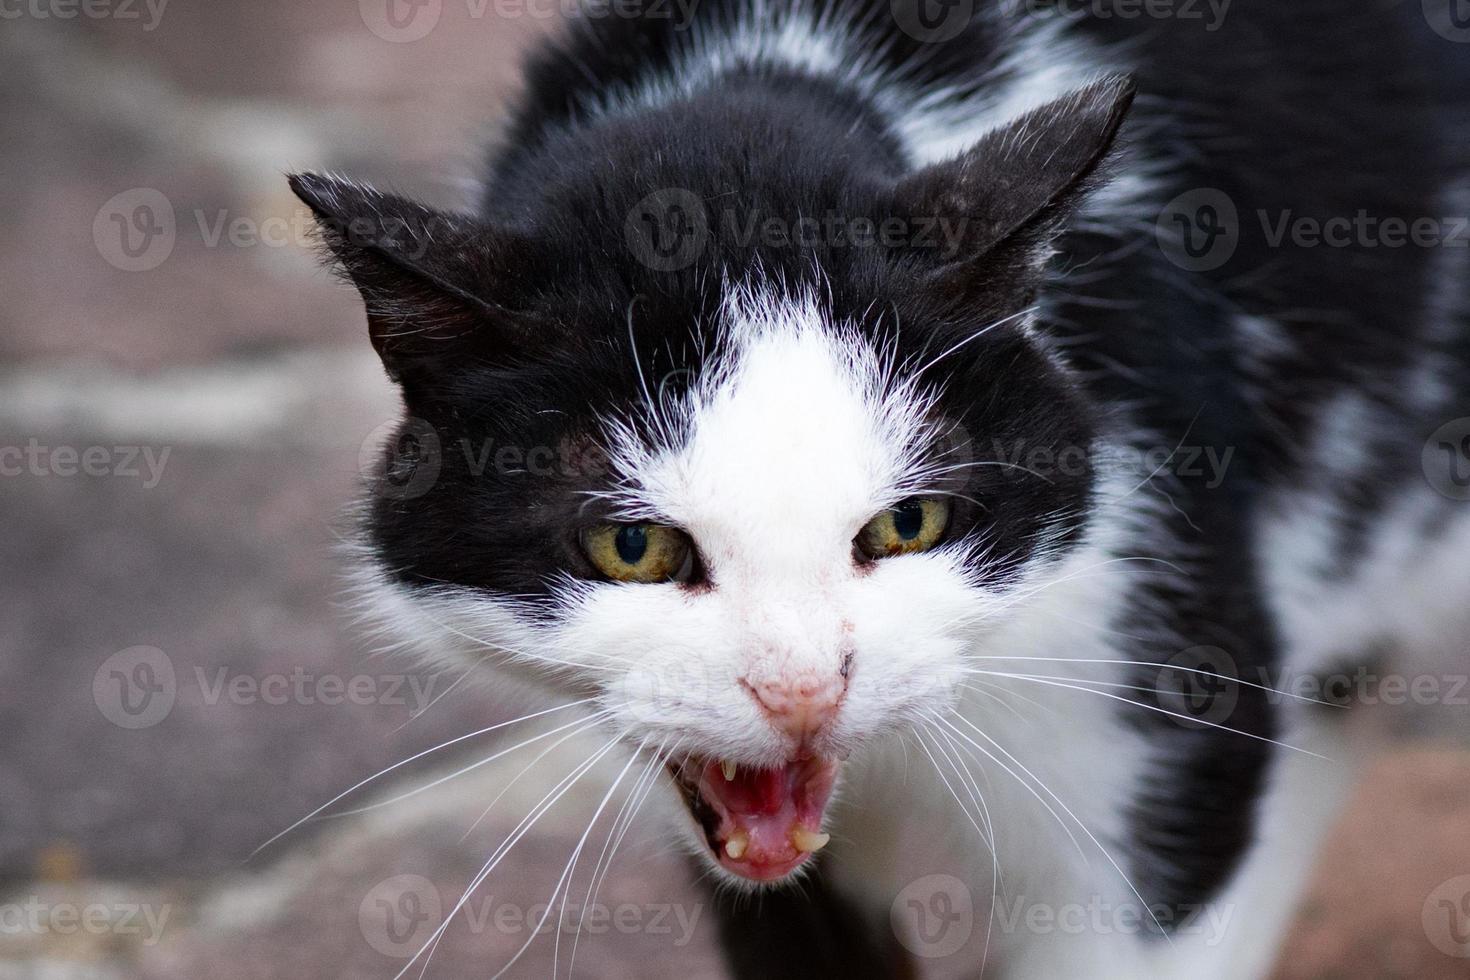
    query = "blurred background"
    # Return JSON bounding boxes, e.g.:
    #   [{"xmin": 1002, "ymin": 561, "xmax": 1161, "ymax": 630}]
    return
[{"xmin": 2, "ymin": 2, "xmax": 1470, "ymax": 978}]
